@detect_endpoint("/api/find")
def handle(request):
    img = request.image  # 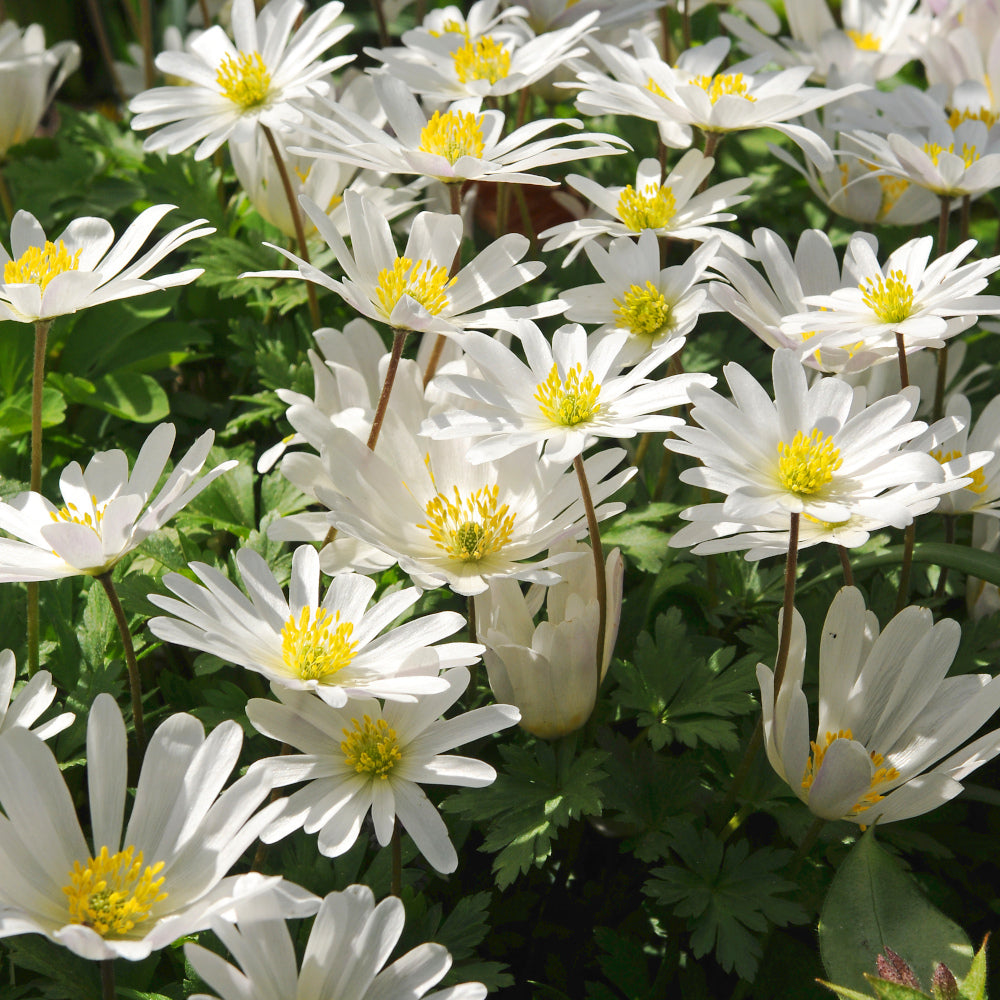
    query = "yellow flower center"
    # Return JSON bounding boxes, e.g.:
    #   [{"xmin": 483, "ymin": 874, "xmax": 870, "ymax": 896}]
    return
[
  {"xmin": 340, "ymin": 715, "xmax": 401, "ymax": 779},
  {"xmin": 280, "ymin": 607, "xmax": 359, "ymax": 681},
  {"xmin": 216, "ymin": 51, "xmax": 271, "ymax": 110},
  {"xmin": 802, "ymin": 513, "xmax": 852, "ymax": 532},
  {"xmin": 933, "ymin": 448, "xmax": 989, "ymax": 494},
  {"xmin": 613, "ymin": 281, "xmax": 673, "ymax": 340},
  {"xmin": 4, "ymin": 240, "xmax": 82, "ymax": 292},
  {"xmin": 948, "ymin": 106, "xmax": 999, "ymax": 129},
  {"xmin": 801, "ymin": 730, "xmax": 900, "ymax": 816},
  {"xmin": 535, "ymin": 363, "xmax": 602, "ymax": 426},
  {"xmin": 419, "ymin": 109, "xmax": 486, "ymax": 166},
  {"xmin": 617, "ymin": 183, "xmax": 677, "ymax": 232},
  {"xmin": 419, "ymin": 484, "xmax": 516, "ymax": 561},
  {"xmin": 777, "ymin": 428, "xmax": 843, "ymax": 496},
  {"xmin": 860, "ymin": 268, "xmax": 915, "ymax": 325},
  {"xmin": 647, "ymin": 77, "xmax": 666, "ymax": 98},
  {"xmin": 63, "ymin": 846, "xmax": 167, "ymax": 938},
  {"xmin": 846, "ymin": 29, "xmax": 881, "ymax": 51},
  {"xmin": 922, "ymin": 141, "xmax": 980, "ymax": 168},
  {"xmin": 453, "ymin": 35, "xmax": 511, "ymax": 84},
  {"xmin": 876, "ymin": 174, "xmax": 909, "ymax": 219},
  {"xmin": 375, "ymin": 257, "xmax": 454, "ymax": 318},
  {"xmin": 50, "ymin": 495, "xmax": 104, "ymax": 535},
  {"xmin": 430, "ymin": 19, "xmax": 470, "ymax": 38},
  {"xmin": 690, "ymin": 72, "xmax": 756, "ymax": 103}
]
